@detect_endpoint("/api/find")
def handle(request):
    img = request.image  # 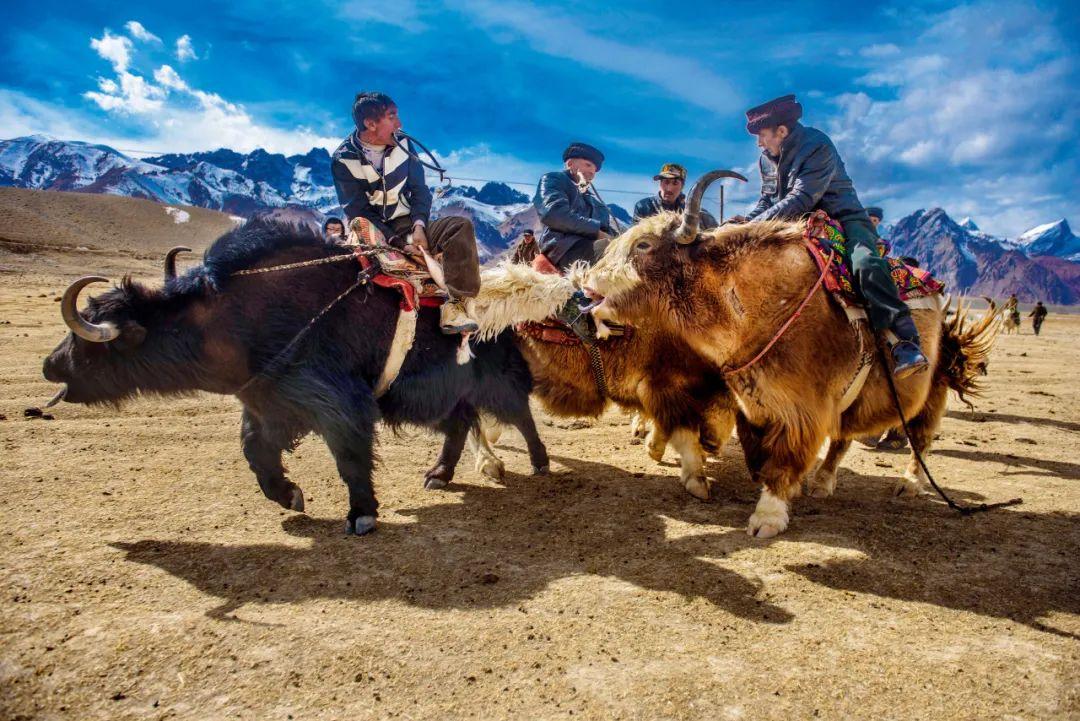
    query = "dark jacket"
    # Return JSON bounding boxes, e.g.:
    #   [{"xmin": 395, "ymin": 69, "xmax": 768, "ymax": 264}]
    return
[
  {"xmin": 331, "ymin": 132, "xmax": 433, "ymax": 240},
  {"xmin": 633, "ymin": 193, "xmax": 718, "ymax": 229},
  {"xmin": 747, "ymin": 123, "xmax": 867, "ymax": 224},
  {"xmin": 533, "ymin": 170, "xmax": 612, "ymax": 265}
]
